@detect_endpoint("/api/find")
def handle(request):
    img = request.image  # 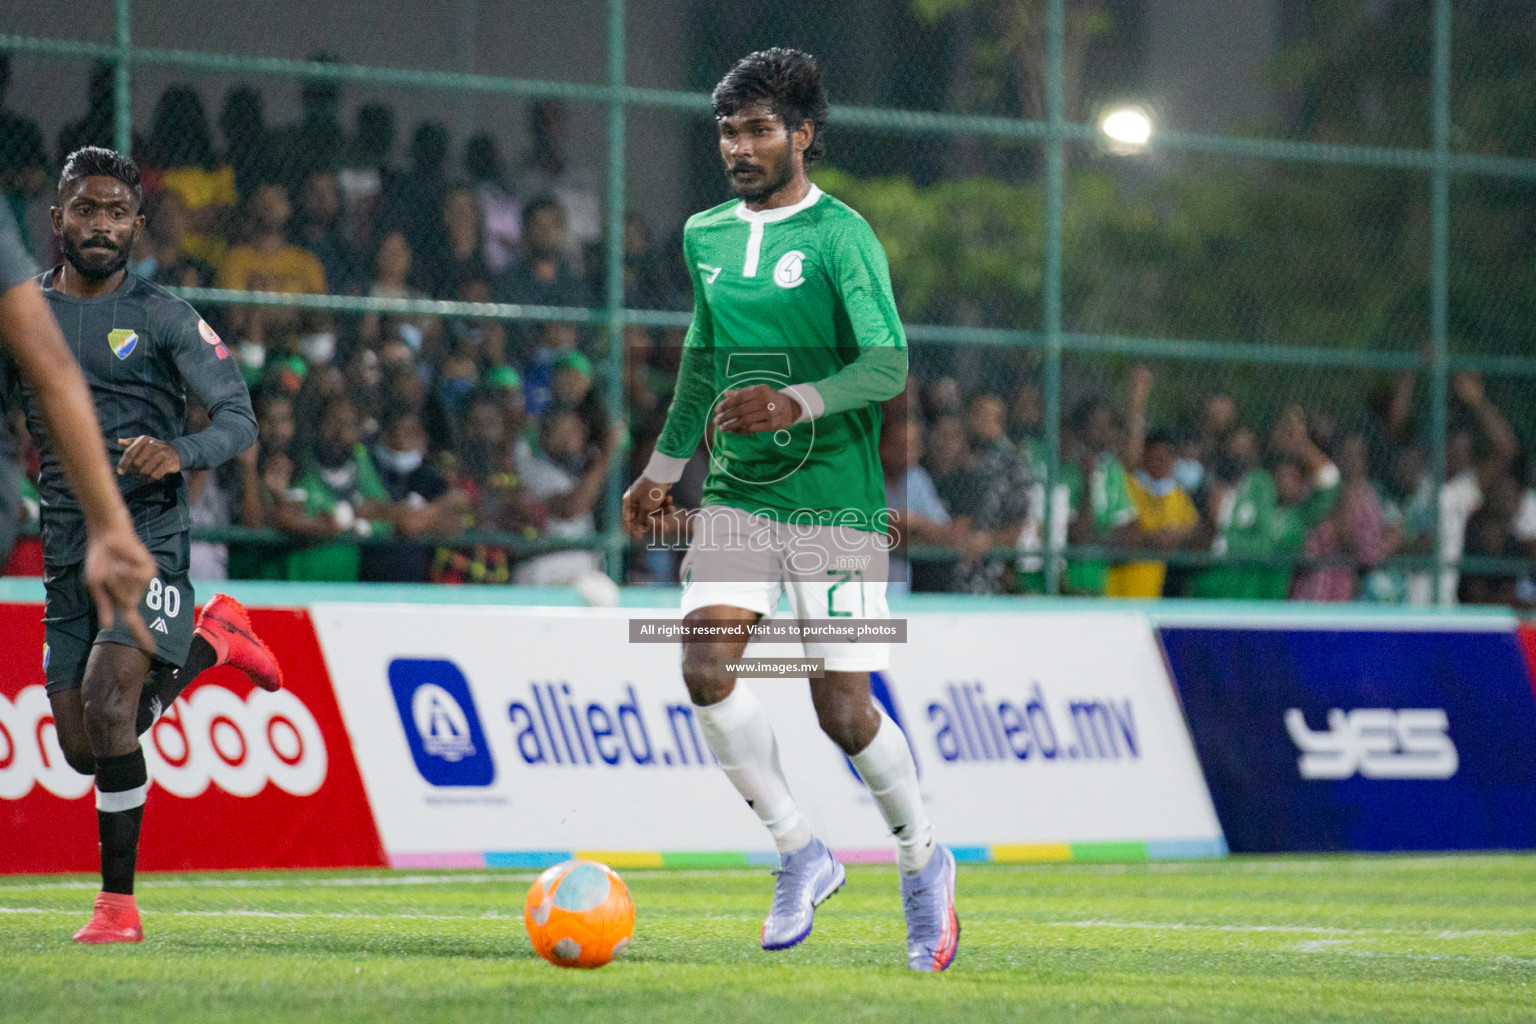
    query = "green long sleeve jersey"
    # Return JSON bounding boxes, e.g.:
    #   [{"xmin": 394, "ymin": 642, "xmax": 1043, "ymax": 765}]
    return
[{"xmin": 647, "ymin": 186, "xmax": 908, "ymax": 531}]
